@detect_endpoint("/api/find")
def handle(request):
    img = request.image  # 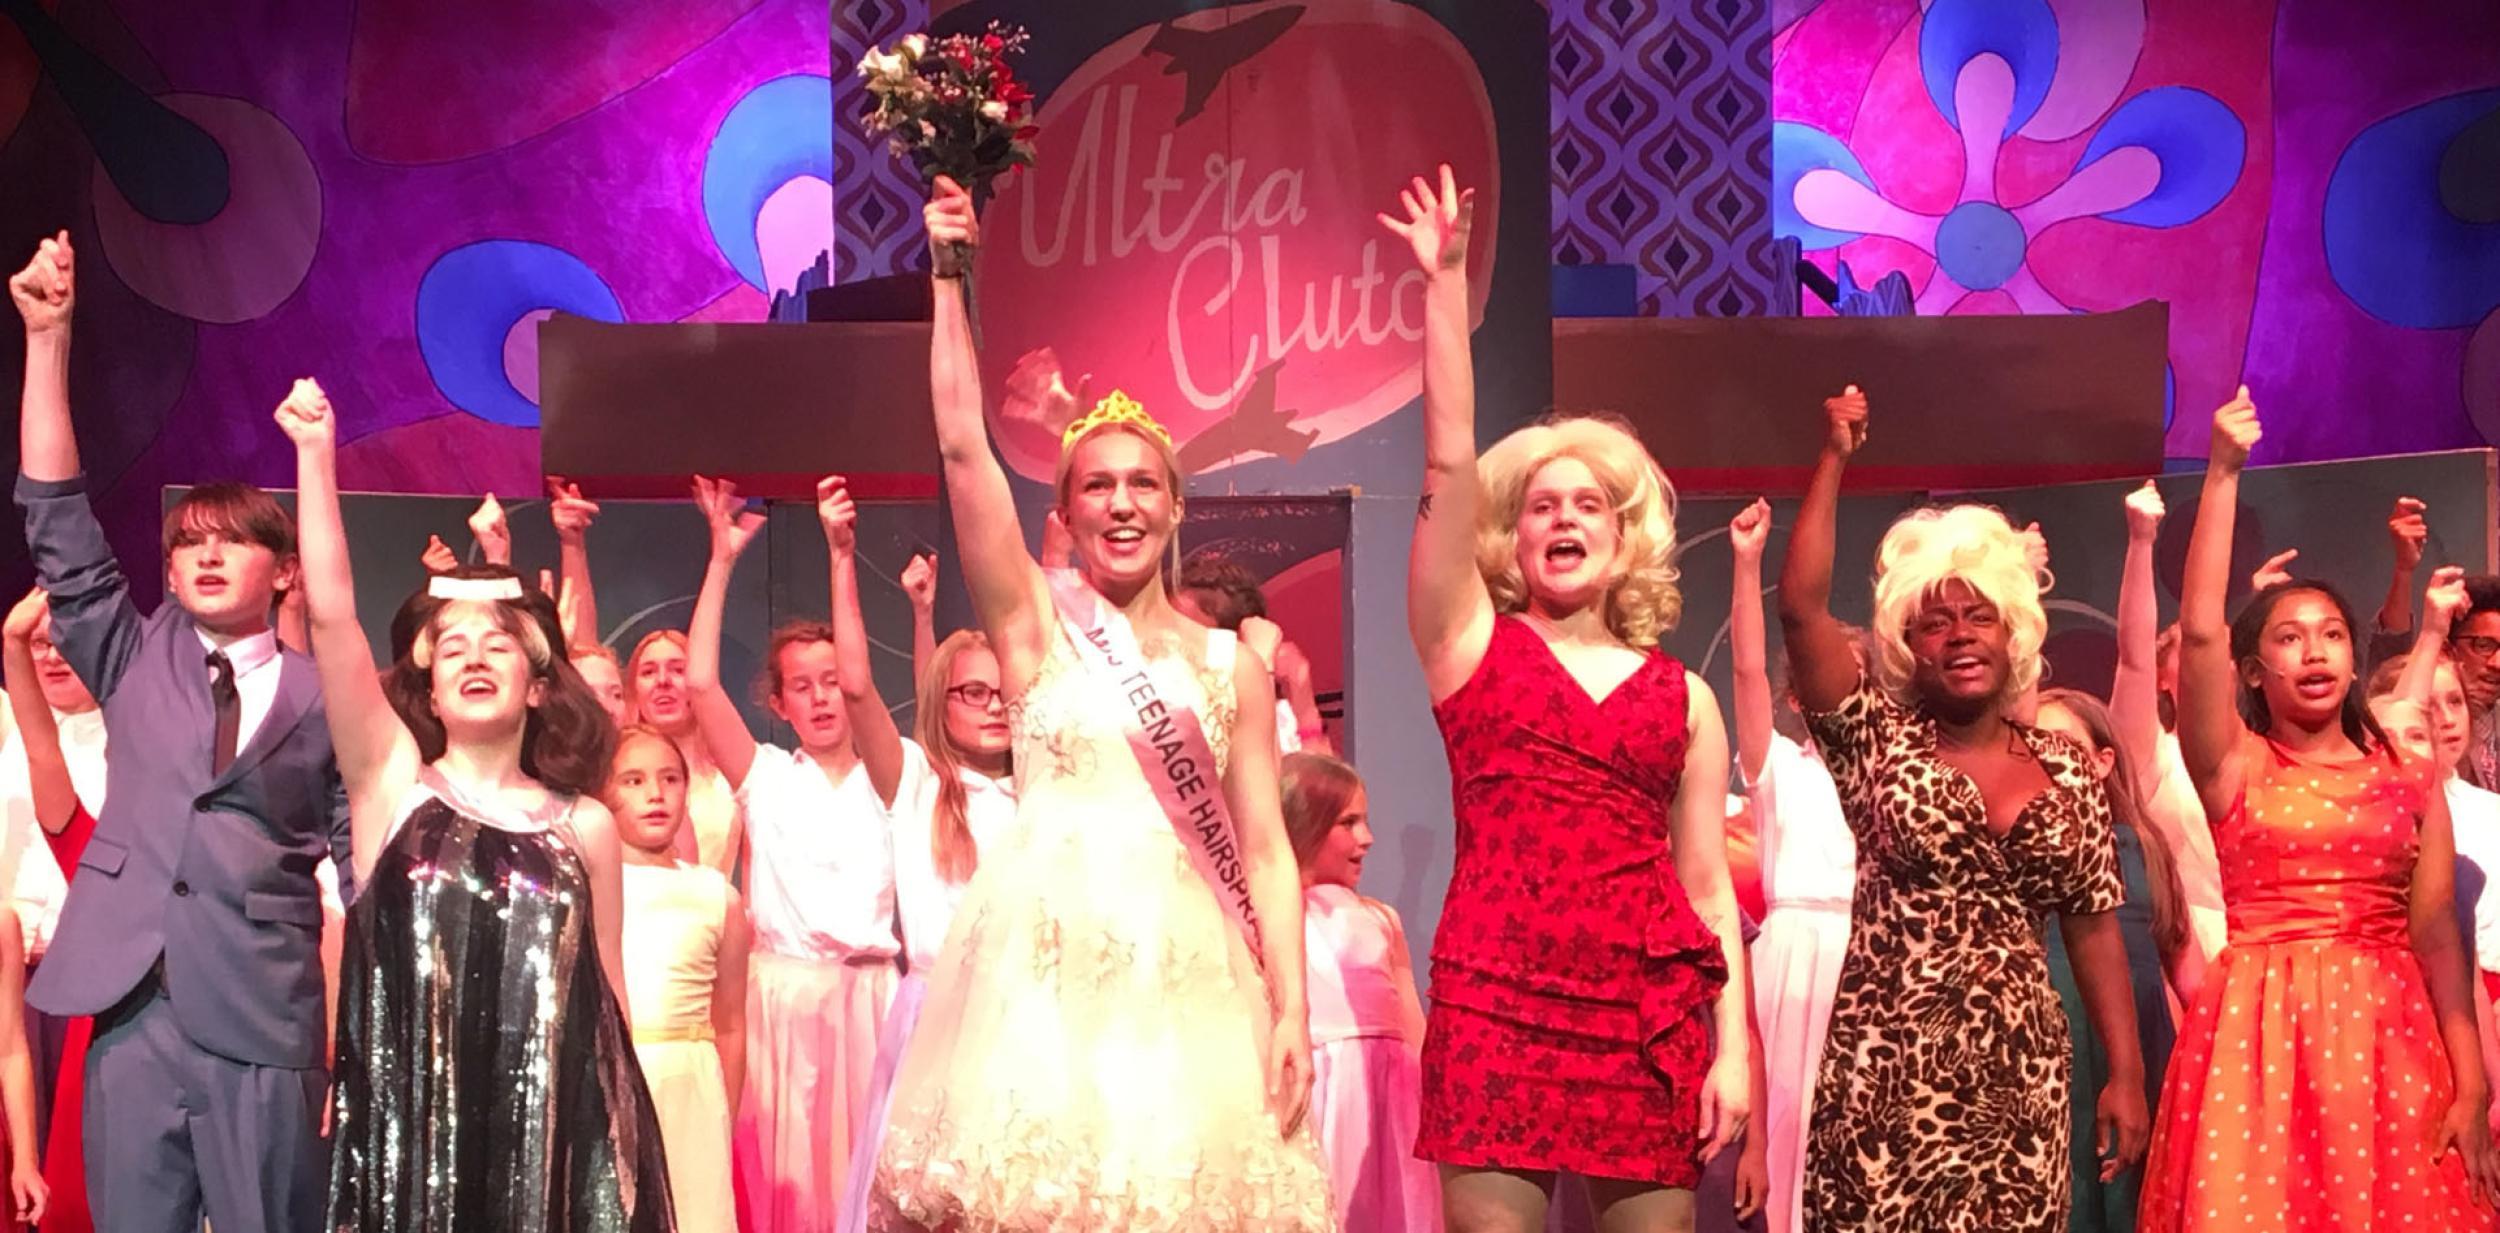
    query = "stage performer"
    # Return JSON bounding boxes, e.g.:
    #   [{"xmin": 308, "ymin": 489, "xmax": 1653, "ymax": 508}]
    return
[
  {"xmin": 12, "ymin": 234, "xmax": 349, "ymax": 1233},
  {"xmin": 0, "ymin": 588, "xmax": 89, "ymax": 1233},
  {"xmin": 627, "ymin": 629, "xmax": 744, "ymax": 878},
  {"xmin": 2033, "ymin": 688, "xmax": 2186, "ymax": 1233},
  {"xmin": 686, "ymin": 475, "xmax": 904, "ymax": 1233},
  {"xmin": 2110, "ymin": 484, "xmax": 2224, "ymax": 995},
  {"xmin": 1778, "ymin": 385, "xmax": 2145, "ymax": 1232},
  {"xmin": 865, "ymin": 175, "xmax": 1332, "ymax": 1232},
  {"xmin": 2136, "ymin": 387, "xmax": 2500, "ymax": 1231},
  {"xmin": 0, "ymin": 596, "xmax": 57, "ymax": 1233},
  {"xmin": 1392, "ymin": 165, "xmax": 1747, "ymax": 1233},
  {"xmin": 280, "ymin": 379, "xmax": 673, "ymax": 1230},
  {"xmin": 610, "ymin": 724, "xmax": 752, "ymax": 1233},
  {"xmin": 1280, "ymin": 752, "xmax": 1439, "ymax": 1233},
  {"xmin": 2450, "ymin": 577, "xmax": 2500, "ymax": 790},
  {"xmin": 1726, "ymin": 498, "xmax": 1853, "ymax": 1233},
  {"xmin": 887, "ymin": 627, "xmax": 1017, "ymax": 978}
]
